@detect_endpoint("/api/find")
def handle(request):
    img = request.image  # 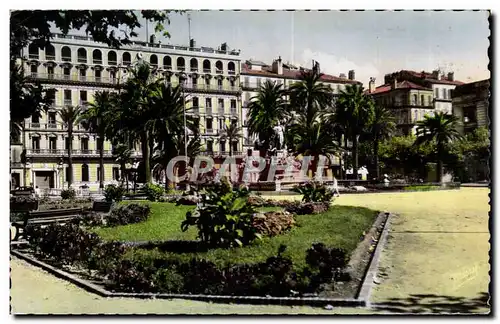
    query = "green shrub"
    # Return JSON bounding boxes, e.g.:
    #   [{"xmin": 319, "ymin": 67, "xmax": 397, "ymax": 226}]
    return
[
  {"xmin": 106, "ymin": 204, "xmax": 151, "ymax": 227},
  {"xmin": 291, "ymin": 181, "xmax": 335, "ymax": 203},
  {"xmin": 104, "ymin": 184, "xmax": 125, "ymax": 202},
  {"xmin": 181, "ymin": 178, "xmax": 260, "ymax": 248},
  {"xmin": 143, "ymin": 183, "xmax": 165, "ymax": 202},
  {"xmin": 60, "ymin": 188, "xmax": 76, "ymax": 200}
]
